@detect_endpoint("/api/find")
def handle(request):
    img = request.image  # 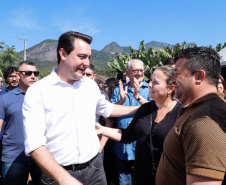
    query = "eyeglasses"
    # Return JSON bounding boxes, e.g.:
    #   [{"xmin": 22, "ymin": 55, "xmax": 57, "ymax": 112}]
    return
[
  {"xmin": 131, "ymin": 69, "xmax": 144, "ymax": 74},
  {"xmin": 19, "ymin": 71, "xmax": 39, "ymax": 77}
]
